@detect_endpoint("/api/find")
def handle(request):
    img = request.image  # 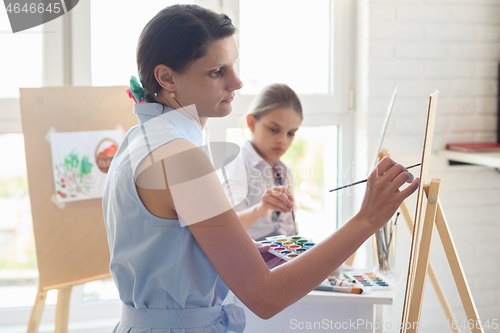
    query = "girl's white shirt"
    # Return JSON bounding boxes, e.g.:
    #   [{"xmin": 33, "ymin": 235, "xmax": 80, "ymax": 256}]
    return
[{"xmin": 221, "ymin": 140, "xmax": 296, "ymax": 240}]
